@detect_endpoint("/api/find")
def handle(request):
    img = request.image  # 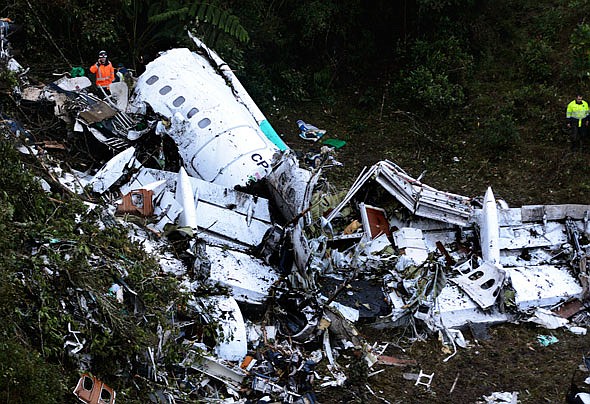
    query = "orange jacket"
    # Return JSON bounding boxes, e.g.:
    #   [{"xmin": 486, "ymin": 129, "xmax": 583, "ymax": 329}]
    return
[{"xmin": 89, "ymin": 61, "xmax": 115, "ymax": 89}]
